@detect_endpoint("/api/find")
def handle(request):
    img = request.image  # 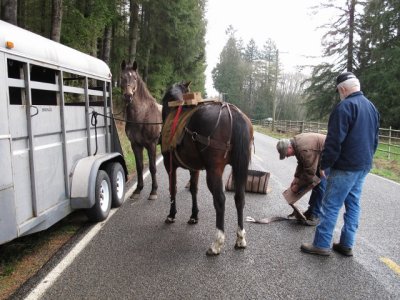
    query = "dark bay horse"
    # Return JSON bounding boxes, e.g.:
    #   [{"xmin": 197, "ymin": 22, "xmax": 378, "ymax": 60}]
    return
[
  {"xmin": 161, "ymin": 83, "xmax": 253, "ymax": 255},
  {"xmin": 120, "ymin": 60, "xmax": 162, "ymax": 200}
]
